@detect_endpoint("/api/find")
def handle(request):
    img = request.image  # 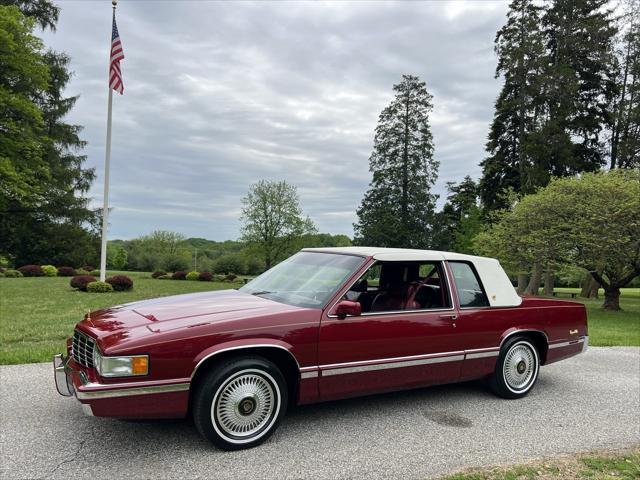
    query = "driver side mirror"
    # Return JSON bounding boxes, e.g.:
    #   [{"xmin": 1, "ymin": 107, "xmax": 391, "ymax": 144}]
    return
[{"xmin": 334, "ymin": 300, "xmax": 362, "ymax": 319}]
